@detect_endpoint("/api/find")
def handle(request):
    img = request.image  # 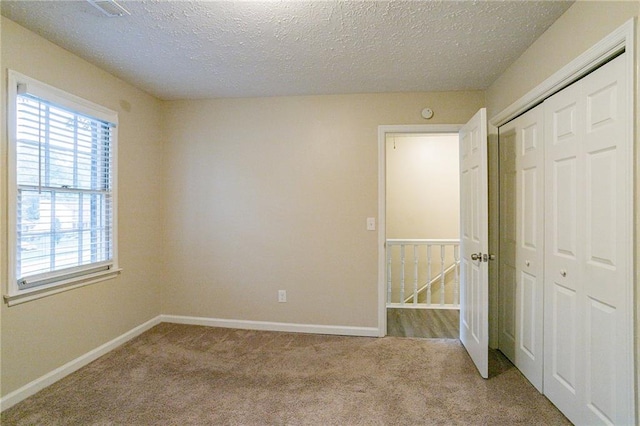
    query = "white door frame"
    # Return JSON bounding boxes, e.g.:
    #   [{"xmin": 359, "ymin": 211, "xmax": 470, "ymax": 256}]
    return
[{"xmin": 377, "ymin": 124, "xmax": 462, "ymax": 336}]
